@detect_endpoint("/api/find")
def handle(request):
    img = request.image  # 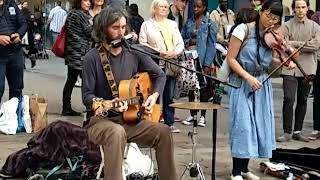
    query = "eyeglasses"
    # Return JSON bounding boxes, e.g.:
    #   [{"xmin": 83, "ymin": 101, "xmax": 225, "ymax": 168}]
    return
[{"xmin": 264, "ymin": 12, "xmax": 280, "ymax": 23}]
